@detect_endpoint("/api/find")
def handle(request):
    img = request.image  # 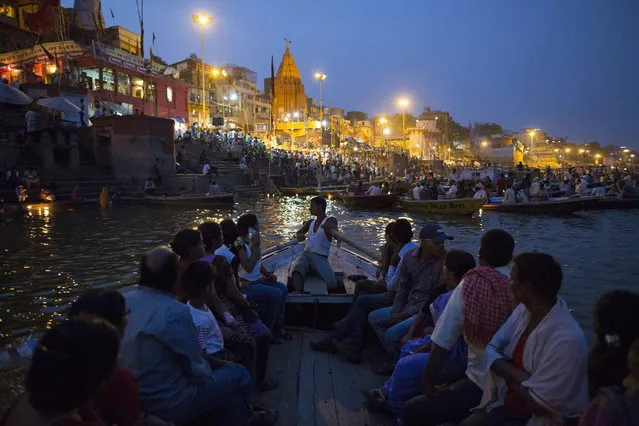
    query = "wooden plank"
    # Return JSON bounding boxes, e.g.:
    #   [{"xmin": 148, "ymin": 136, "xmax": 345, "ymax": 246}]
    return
[
  {"xmin": 298, "ymin": 332, "xmax": 339, "ymax": 426},
  {"xmin": 330, "ymin": 352, "xmax": 396, "ymax": 426},
  {"xmin": 259, "ymin": 332, "xmax": 302, "ymax": 426}
]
